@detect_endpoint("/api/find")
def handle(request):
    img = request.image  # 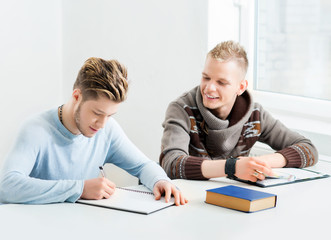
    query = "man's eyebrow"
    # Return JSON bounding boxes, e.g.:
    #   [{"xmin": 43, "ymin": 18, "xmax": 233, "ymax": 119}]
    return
[
  {"xmin": 94, "ymin": 108, "xmax": 117, "ymax": 116},
  {"xmin": 202, "ymin": 72, "xmax": 229, "ymax": 82},
  {"xmin": 94, "ymin": 108, "xmax": 106, "ymax": 114},
  {"xmin": 217, "ymin": 78, "xmax": 229, "ymax": 82}
]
